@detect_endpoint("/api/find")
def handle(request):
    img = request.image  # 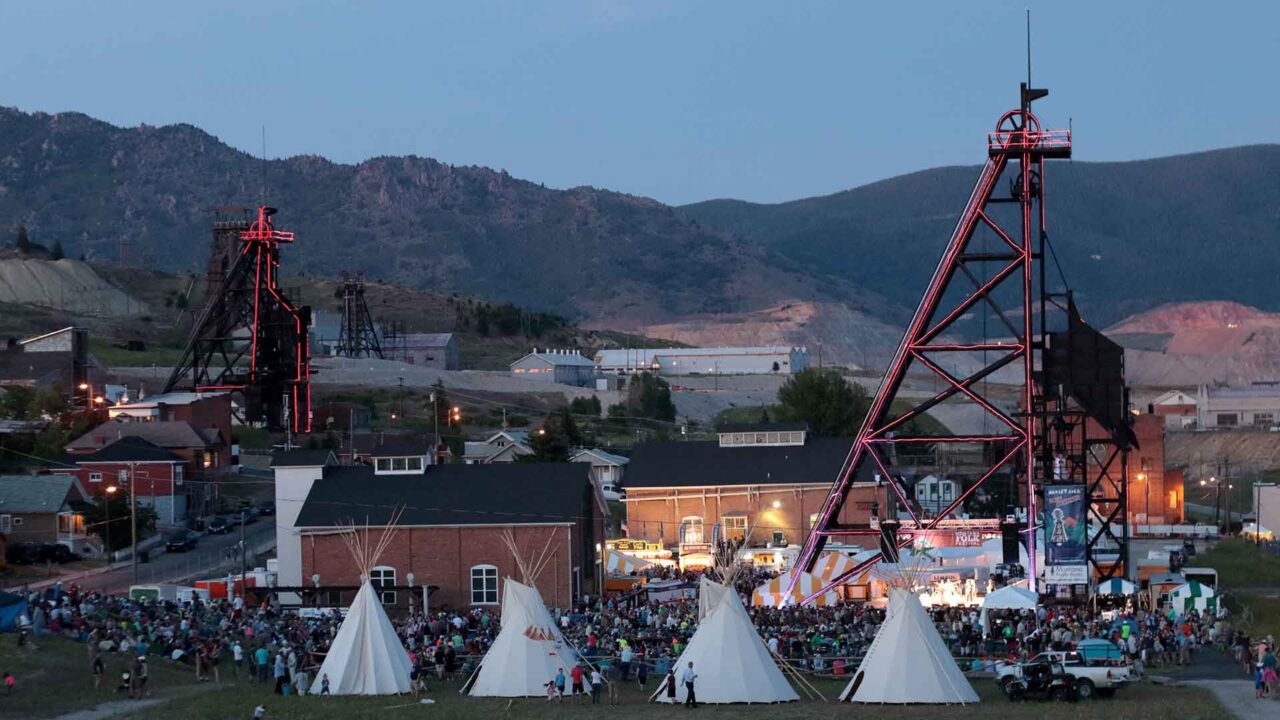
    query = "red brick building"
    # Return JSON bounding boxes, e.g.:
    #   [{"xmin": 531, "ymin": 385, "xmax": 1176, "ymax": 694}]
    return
[
  {"xmin": 1129, "ymin": 413, "xmax": 1183, "ymax": 526},
  {"xmin": 287, "ymin": 459, "xmax": 605, "ymax": 612},
  {"xmin": 624, "ymin": 424, "xmax": 886, "ymax": 556},
  {"xmin": 108, "ymin": 392, "xmax": 234, "ymax": 469},
  {"xmin": 61, "ymin": 436, "xmax": 187, "ymax": 524}
]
